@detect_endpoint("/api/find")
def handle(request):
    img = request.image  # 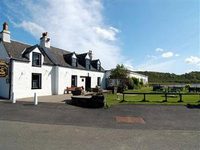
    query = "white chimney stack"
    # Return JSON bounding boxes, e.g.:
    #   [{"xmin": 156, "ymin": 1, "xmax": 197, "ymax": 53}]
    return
[
  {"xmin": 40, "ymin": 32, "xmax": 50, "ymax": 48},
  {"xmin": 88, "ymin": 50, "xmax": 93, "ymax": 60},
  {"xmin": 0, "ymin": 22, "xmax": 11, "ymax": 43}
]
